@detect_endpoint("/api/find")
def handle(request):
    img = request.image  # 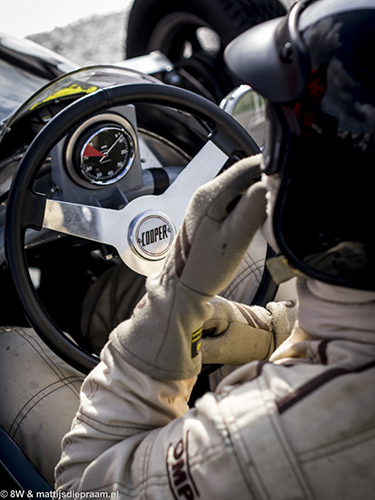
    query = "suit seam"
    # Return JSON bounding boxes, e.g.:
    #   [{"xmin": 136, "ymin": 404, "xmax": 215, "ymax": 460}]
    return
[
  {"xmin": 277, "ymin": 360, "xmax": 375, "ymax": 414},
  {"xmin": 9, "ymin": 377, "xmax": 83, "ymax": 438}
]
